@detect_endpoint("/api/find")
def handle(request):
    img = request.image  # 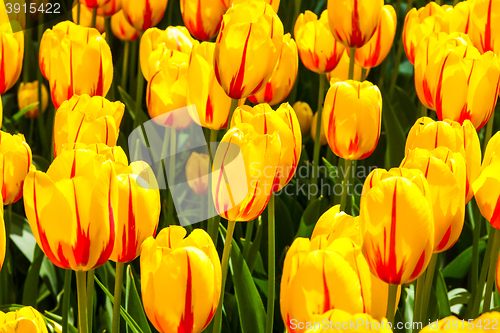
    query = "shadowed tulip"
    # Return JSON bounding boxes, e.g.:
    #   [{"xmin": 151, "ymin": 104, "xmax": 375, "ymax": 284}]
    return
[
  {"xmin": 17, "ymin": 81, "xmax": 49, "ymax": 118},
  {"xmin": 186, "ymin": 152, "xmax": 210, "ymax": 195},
  {"xmin": 180, "ymin": 0, "xmax": 227, "ymax": 41},
  {"xmin": 98, "ymin": 0, "xmax": 121, "ymax": 16},
  {"xmin": 80, "ymin": 0, "xmax": 111, "ymax": 8},
  {"xmin": 292, "ymin": 101, "xmax": 313, "ymax": 135},
  {"xmin": 111, "ymin": 10, "xmax": 140, "ymax": 41},
  {"xmin": 121, "ymin": 0, "xmax": 168, "ymax": 31},
  {"xmin": 73, "ymin": 3, "xmax": 106, "ymax": 32}
]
